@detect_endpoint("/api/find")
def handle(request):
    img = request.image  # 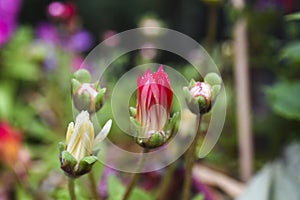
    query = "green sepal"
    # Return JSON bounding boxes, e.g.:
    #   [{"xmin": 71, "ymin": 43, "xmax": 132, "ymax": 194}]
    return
[
  {"xmin": 73, "ymin": 69, "xmax": 91, "ymax": 83},
  {"xmin": 94, "ymin": 81, "xmax": 101, "ymax": 90},
  {"xmin": 137, "ymin": 131, "xmax": 165, "ymax": 149},
  {"xmin": 60, "ymin": 151, "xmax": 78, "ymax": 177},
  {"xmin": 129, "ymin": 107, "xmax": 137, "ymax": 117},
  {"xmin": 130, "ymin": 116, "xmax": 140, "ymax": 134},
  {"xmin": 189, "ymin": 79, "xmax": 196, "ymax": 87},
  {"xmin": 94, "ymin": 88, "xmax": 106, "ymax": 112},
  {"xmin": 211, "ymin": 85, "xmax": 221, "ymax": 100},
  {"xmin": 195, "ymin": 96, "xmax": 209, "ymax": 114},
  {"xmin": 166, "ymin": 112, "xmax": 179, "ymax": 137},
  {"xmin": 183, "ymin": 86, "xmax": 192, "ymax": 103},
  {"xmin": 71, "ymin": 79, "xmax": 81, "ymax": 95},
  {"xmin": 76, "ymin": 156, "xmax": 98, "ymax": 176},
  {"xmin": 95, "ymin": 88, "xmax": 106, "ymax": 103},
  {"xmin": 146, "ymin": 132, "xmax": 165, "ymax": 148},
  {"xmin": 204, "ymin": 73, "xmax": 222, "ymax": 86},
  {"xmin": 58, "ymin": 142, "xmax": 66, "ymax": 153}
]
